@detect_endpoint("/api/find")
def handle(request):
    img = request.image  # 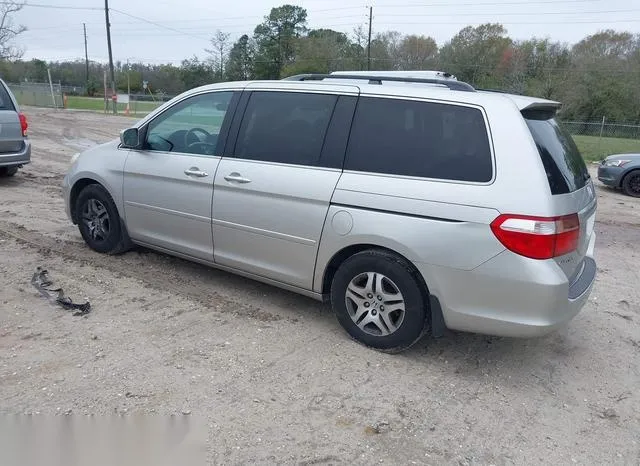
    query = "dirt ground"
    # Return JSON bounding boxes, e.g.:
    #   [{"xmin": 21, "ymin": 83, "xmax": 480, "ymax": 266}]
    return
[{"xmin": 0, "ymin": 107, "xmax": 639, "ymax": 465}]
